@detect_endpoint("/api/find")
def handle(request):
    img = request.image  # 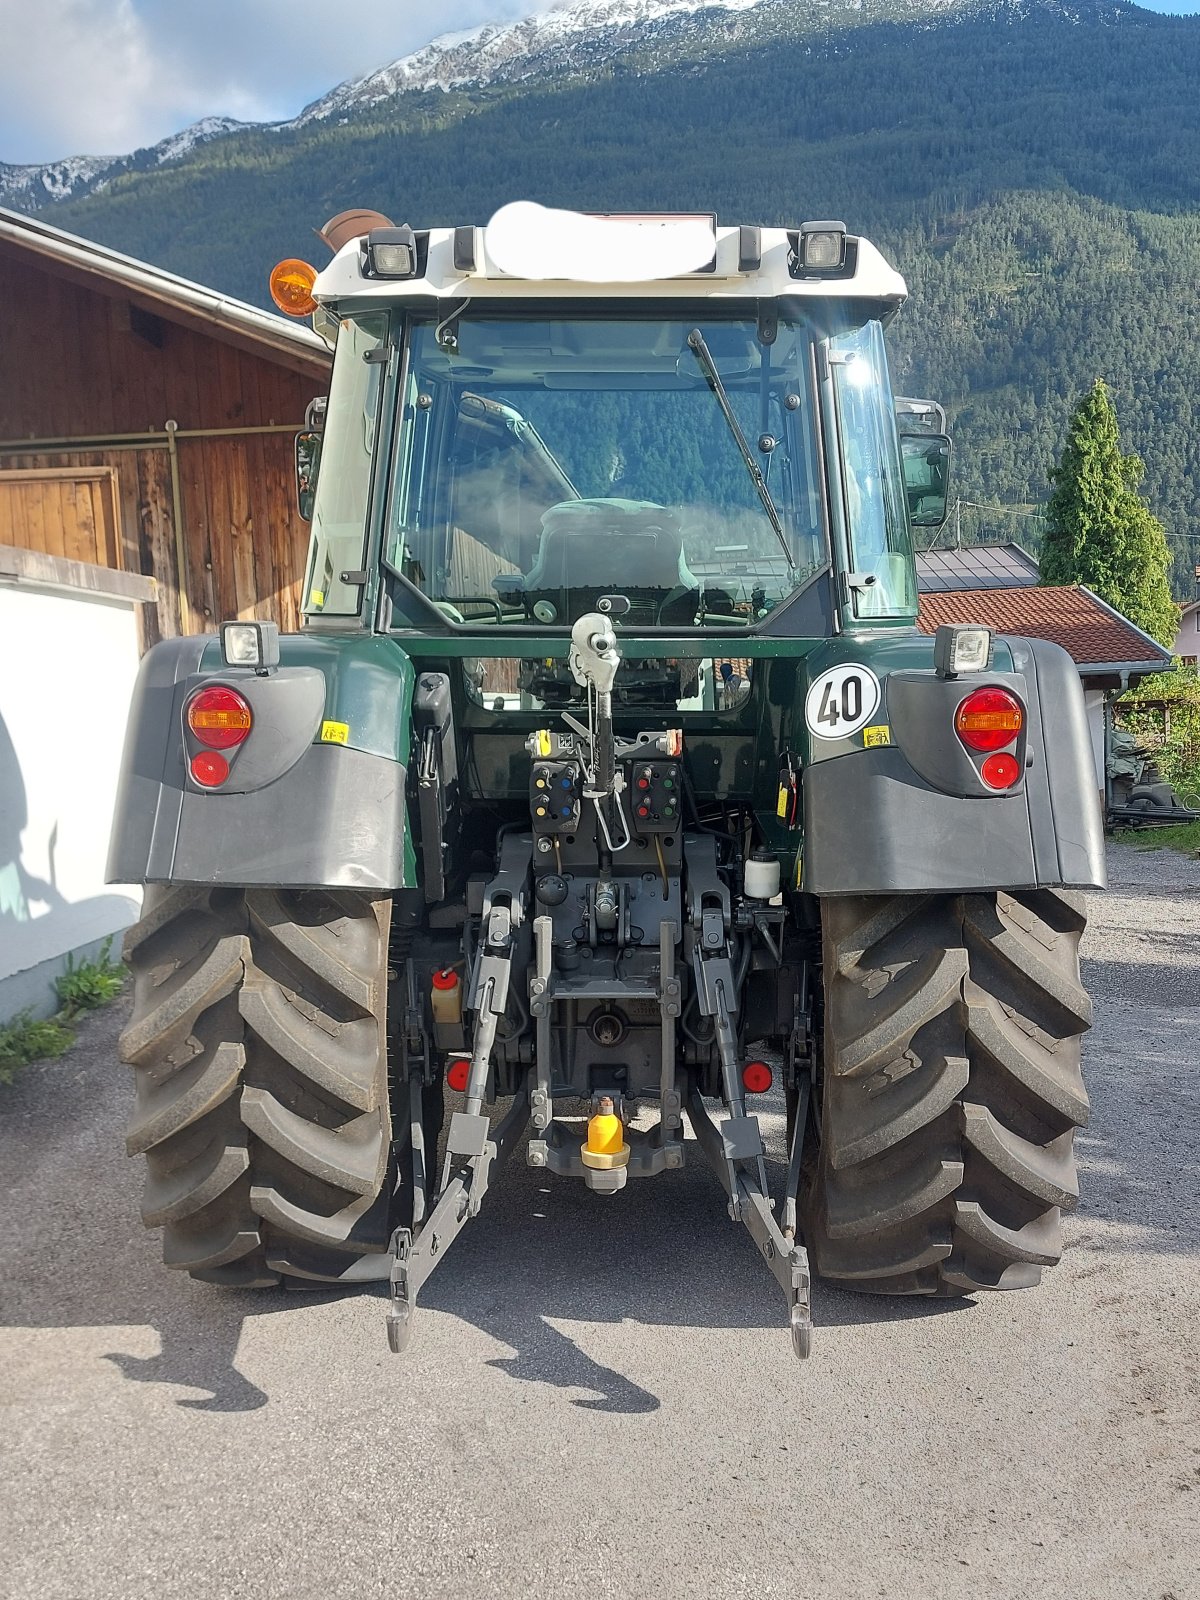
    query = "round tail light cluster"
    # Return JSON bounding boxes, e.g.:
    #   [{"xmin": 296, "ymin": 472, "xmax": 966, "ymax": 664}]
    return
[
  {"xmin": 185, "ymin": 686, "xmax": 252, "ymax": 787},
  {"xmin": 955, "ymin": 687, "xmax": 1023, "ymax": 790}
]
